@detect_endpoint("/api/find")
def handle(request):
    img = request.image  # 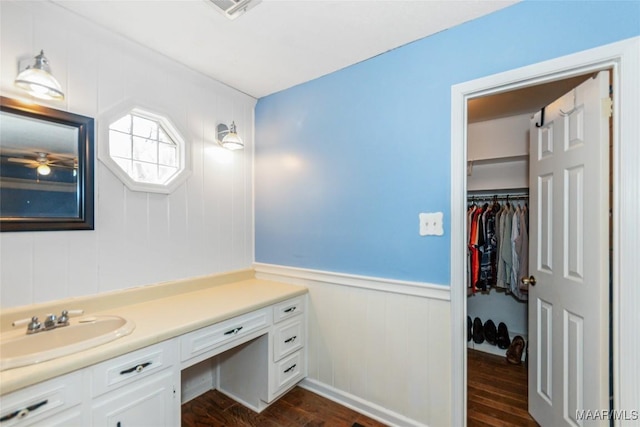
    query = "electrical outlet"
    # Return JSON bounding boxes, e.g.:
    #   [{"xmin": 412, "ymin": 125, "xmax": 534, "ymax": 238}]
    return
[{"xmin": 419, "ymin": 212, "xmax": 444, "ymax": 236}]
